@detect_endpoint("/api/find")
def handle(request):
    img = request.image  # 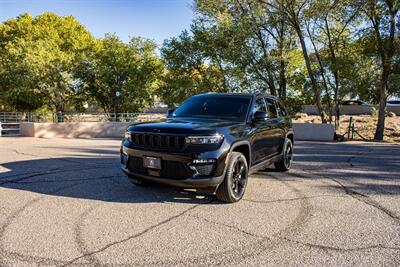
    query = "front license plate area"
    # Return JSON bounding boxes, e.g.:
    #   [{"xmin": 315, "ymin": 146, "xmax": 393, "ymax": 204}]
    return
[{"xmin": 143, "ymin": 156, "xmax": 161, "ymax": 170}]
